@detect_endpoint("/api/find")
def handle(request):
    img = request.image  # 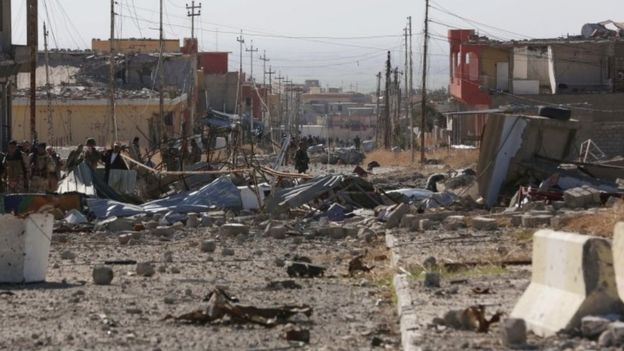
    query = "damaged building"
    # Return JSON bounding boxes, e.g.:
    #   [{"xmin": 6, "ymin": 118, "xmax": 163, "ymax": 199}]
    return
[{"xmin": 447, "ymin": 22, "xmax": 624, "ymax": 157}]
